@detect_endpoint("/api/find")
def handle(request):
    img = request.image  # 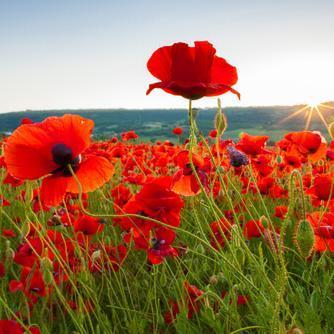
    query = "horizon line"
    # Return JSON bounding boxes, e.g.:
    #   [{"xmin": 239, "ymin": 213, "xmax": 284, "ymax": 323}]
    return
[{"xmin": 2, "ymin": 101, "xmax": 334, "ymax": 115}]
